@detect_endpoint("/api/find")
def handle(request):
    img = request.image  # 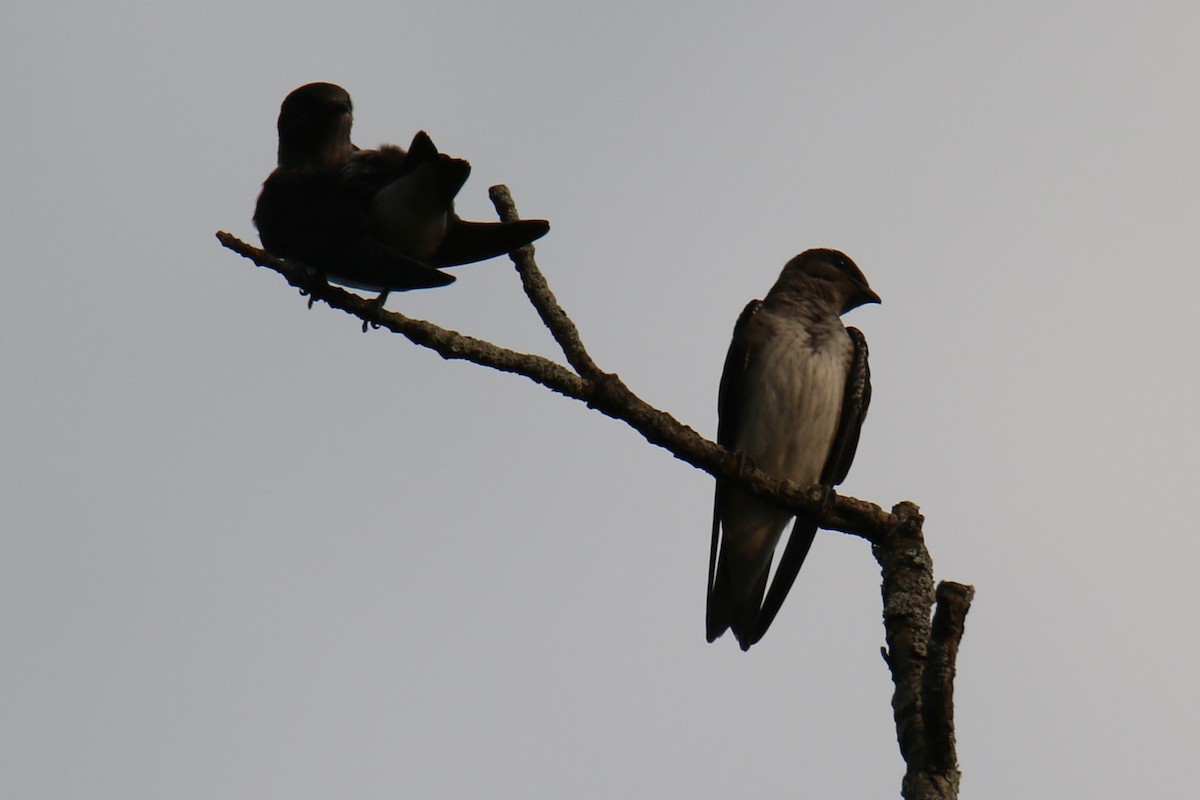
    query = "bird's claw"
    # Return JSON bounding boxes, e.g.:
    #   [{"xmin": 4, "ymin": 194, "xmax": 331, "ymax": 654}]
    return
[
  {"xmin": 361, "ymin": 290, "xmax": 390, "ymax": 333},
  {"xmin": 816, "ymin": 484, "xmax": 838, "ymax": 515},
  {"xmin": 728, "ymin": 450, "xmax": 757, "ymax": 479}
]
